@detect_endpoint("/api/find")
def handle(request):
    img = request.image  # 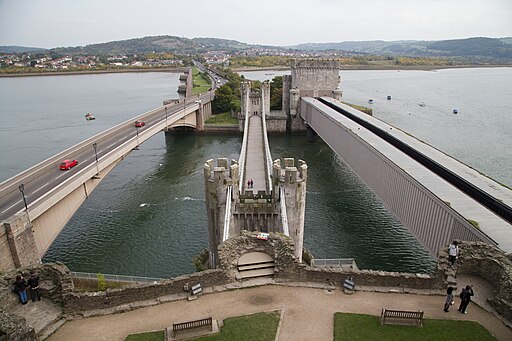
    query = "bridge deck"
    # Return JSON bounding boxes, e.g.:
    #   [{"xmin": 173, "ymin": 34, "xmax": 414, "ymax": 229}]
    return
[
  {"xmin": 303, "ymin": 97, "xmax": 512, "ymax": 253},
  {"xmin": 244, "ymin": 115, "xmax": 267, "ymax": 192}
]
